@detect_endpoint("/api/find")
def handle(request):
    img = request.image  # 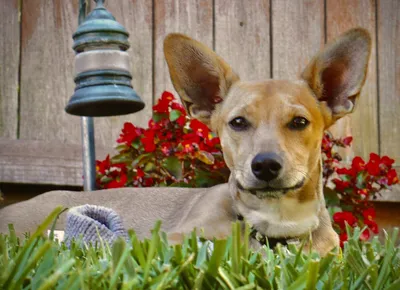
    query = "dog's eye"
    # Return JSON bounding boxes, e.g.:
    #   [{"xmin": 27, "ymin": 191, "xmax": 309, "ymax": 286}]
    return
[
  {"xmin": 288, "ymin": 117, "xmax": 309, "ymax": 130},
  {"xmin": 229, "ymin": 117, "xmax": 250, "ymax": 131}
]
